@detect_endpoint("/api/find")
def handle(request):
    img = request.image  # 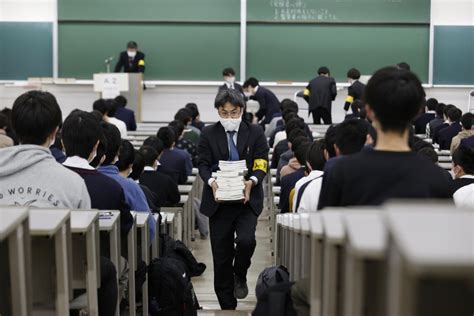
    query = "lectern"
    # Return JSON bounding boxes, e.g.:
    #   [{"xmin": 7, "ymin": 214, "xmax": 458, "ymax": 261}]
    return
[{"xmin": 93, "ymin": 73, "xmax": 143, "ymax": 122}]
